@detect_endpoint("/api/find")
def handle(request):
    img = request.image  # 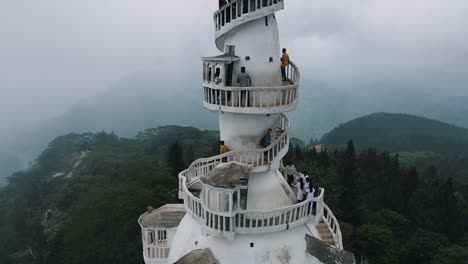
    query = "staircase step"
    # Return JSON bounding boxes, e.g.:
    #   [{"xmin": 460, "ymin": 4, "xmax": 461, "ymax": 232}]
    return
[
  {"xmin": 320, "ymin": 234, "xmax": 333, "ymax": 239},
  {"xmin": 322, "ymin": 239, "xmax": 335, "ymax": 245}
]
